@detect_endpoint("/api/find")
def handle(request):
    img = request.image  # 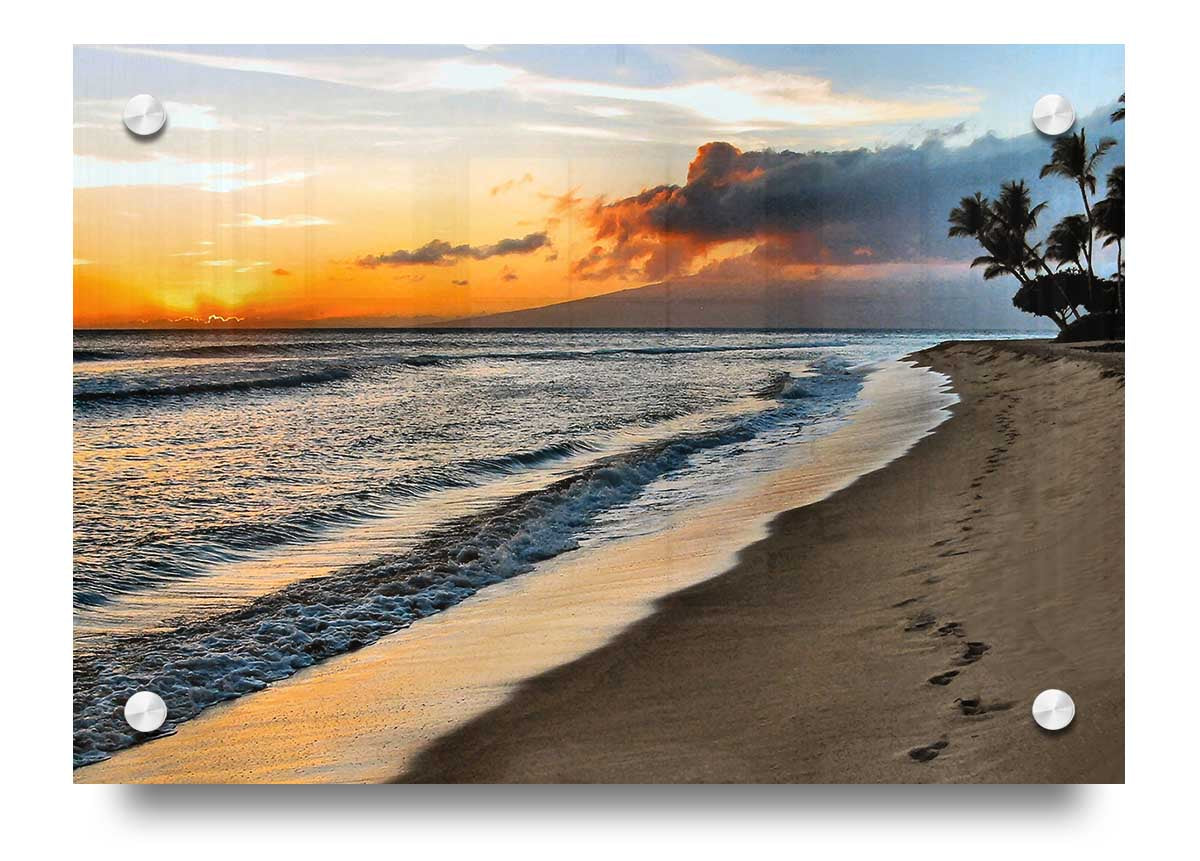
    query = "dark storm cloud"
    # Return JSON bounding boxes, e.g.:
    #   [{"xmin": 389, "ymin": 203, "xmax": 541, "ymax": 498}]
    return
[
  {"xmin": 577, "ymin": 105, "xmax": 1124, "ymax": 280},
  {"xmin": 358, "ymin": 232, "xmax": 550, "ymax": 267}
]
